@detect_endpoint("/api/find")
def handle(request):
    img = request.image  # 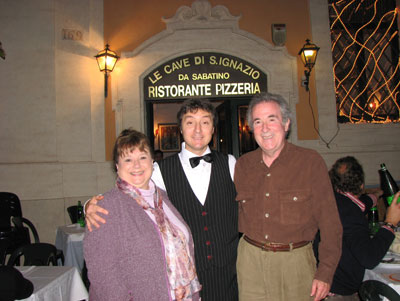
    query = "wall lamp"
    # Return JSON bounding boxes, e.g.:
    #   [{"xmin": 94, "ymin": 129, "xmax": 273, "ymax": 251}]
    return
[
  {"xmin": 298, "ymin": 39, "xmax": 320, "ymax": 91},
  {"xmin": 95, "ymin": 44, "xmax": 119, "ymax": 97}
]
